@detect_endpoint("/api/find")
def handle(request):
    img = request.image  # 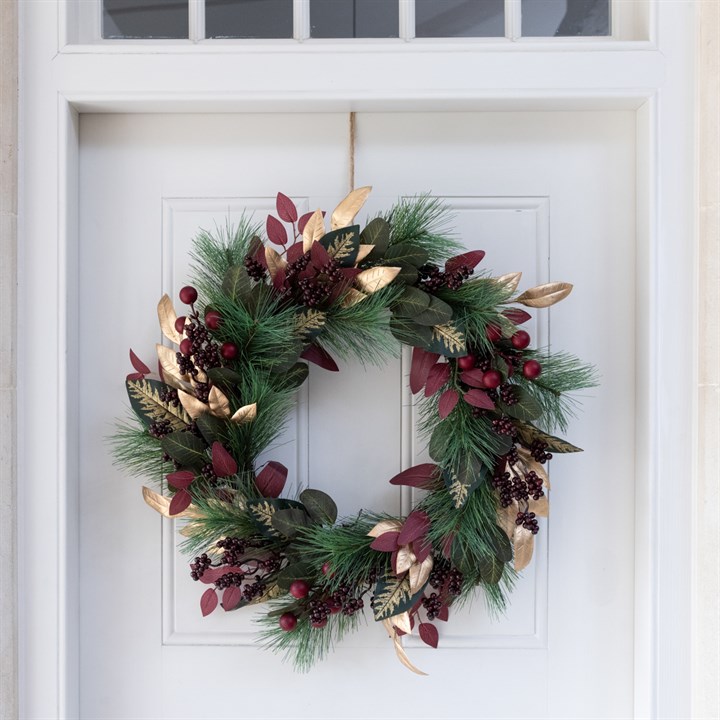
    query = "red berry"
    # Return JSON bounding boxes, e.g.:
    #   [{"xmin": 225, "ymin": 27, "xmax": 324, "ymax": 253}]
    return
[
  {"xmin": 486, "ymin": 324, "xmax": 502, "ymax": 343},
  {"xmin": 279, "ymin": 612, "xmax": 297, "ymax": 632},
  {"xmin": 174, "ymin": 316, "xmax": 186, "ymax": 334},
  {"xmin": 311, "ymin": 618, "xmax": 328, "ymax": 629},
  {"xmin": 482, "ymin": 370, "xmax": 502, "ymax": 389},
  {"xmin": 328, "ymin": 601, "xmax": 342, "ymax": 614},
  {"xmin": 522, "ymin": 360, "xmax": 542, "ymax": 379},
  {"xmin": 179, "ymin": 338, "xmax": 192, "ymax": 356},
  {"xmin": 321, "ymin": 562, "xmax": 331, "ymax": 575},
  {"xmin": 457, "ymin": 355, "xmax": 476, "ymax": 371},
  {"xmin": 205, "ymin": 310, "xmax": 222, "ymax": 330},
  {"xmin": 220, "ymin": 342, "xmax": 238, "ymax": 360},
  {"xmin": 289, "ymin": 580, "xmax": 309, "ymax": 599},
  {"xmin": 179, "ymin": 286, "xmax": 198, "ymax": 305},
  {"xmin": 511, "ymin": 331, "xmax": 531, "ymax": 350}
]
